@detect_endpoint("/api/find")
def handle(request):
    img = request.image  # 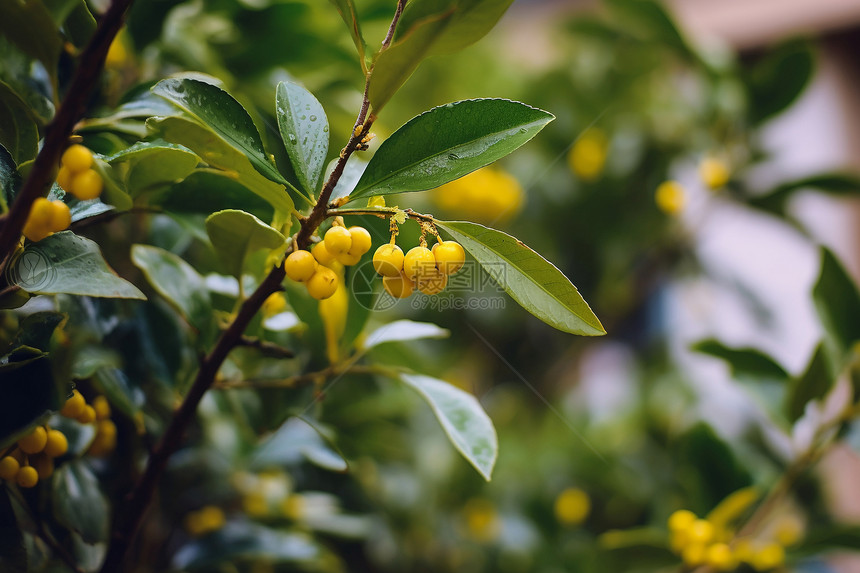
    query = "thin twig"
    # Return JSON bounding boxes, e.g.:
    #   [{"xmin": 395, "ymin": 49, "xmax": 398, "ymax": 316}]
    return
[
  {"xmin": 236, "ymin": 336, "xmax": 295, "ymax": 359},
  {"xmin": 215, "ymin": 364, "xmax": 386, "ymax": 390}
]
